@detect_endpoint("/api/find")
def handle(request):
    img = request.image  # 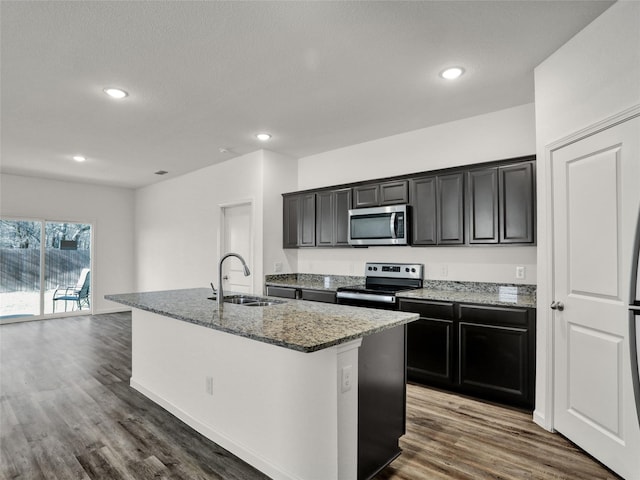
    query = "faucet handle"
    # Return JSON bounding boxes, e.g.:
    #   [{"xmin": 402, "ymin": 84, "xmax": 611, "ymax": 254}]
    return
[{"xmin": 210, "ymin": 282, "xmax": 217, "ymax": 293}]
